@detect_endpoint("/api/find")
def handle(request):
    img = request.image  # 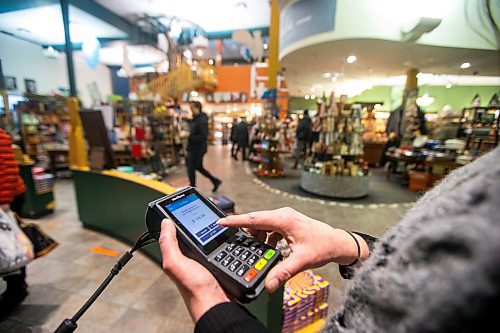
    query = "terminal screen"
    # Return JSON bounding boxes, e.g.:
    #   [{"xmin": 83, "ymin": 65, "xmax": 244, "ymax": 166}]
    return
[{"xmin": 165, "ymin": 194, "xmax": 226, "ymax": 246}]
